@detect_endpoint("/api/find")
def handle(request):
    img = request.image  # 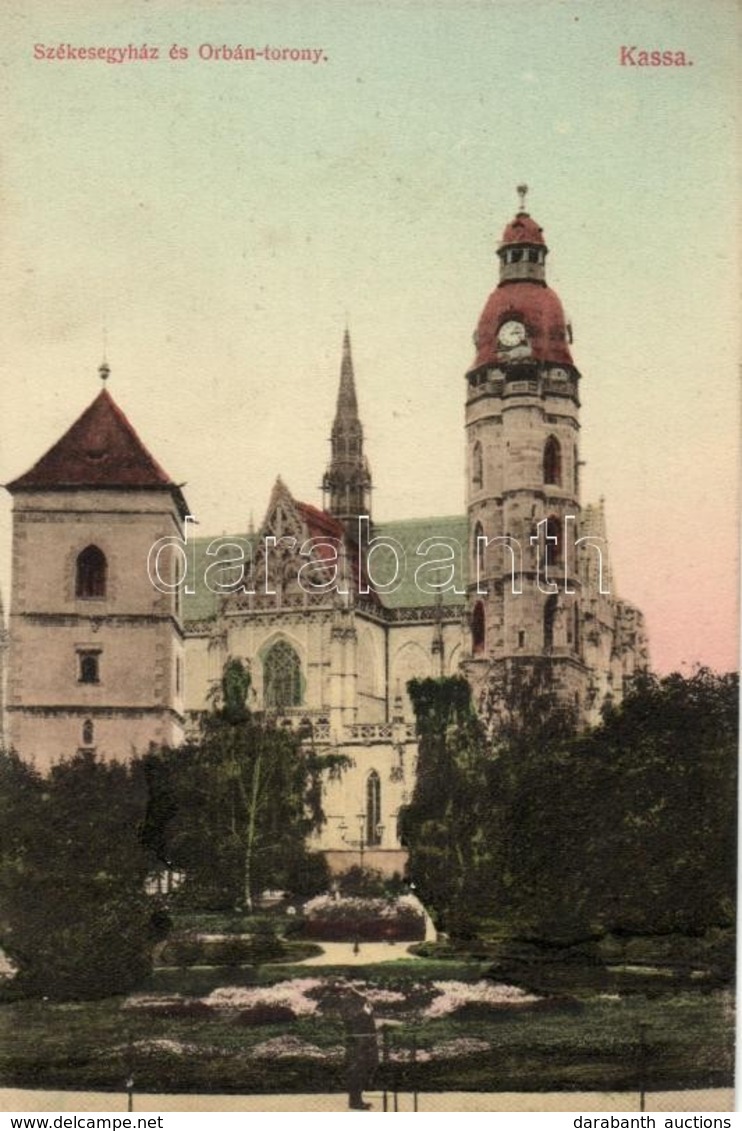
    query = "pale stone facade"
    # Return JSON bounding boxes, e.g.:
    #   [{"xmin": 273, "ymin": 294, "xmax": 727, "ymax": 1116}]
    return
[
  {"xmin": 4, "ymin": 387, "xmax": 187, "ymax": 768},
  {"xmin": 3, "ymin": 198, "xmax": 649, "ymax": 875}
]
